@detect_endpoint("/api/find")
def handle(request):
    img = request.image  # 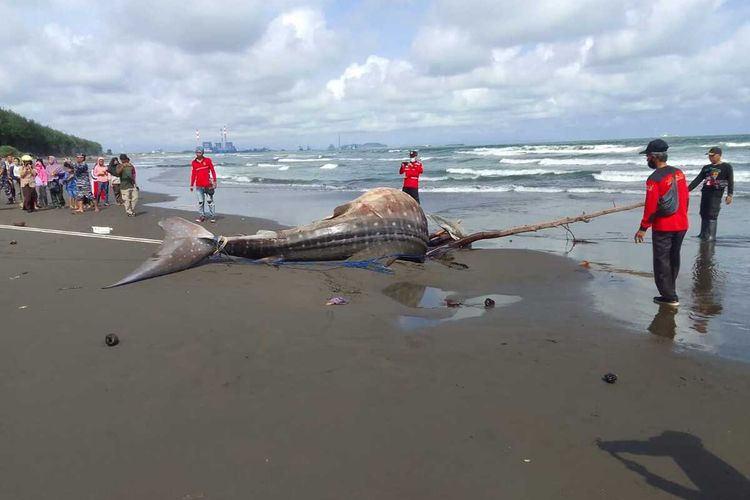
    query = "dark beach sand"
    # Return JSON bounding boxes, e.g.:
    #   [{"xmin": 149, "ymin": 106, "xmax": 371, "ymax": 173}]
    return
[{"xmin": 1, "ymin": 194, "xmax": 749, "ymax": 499}]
